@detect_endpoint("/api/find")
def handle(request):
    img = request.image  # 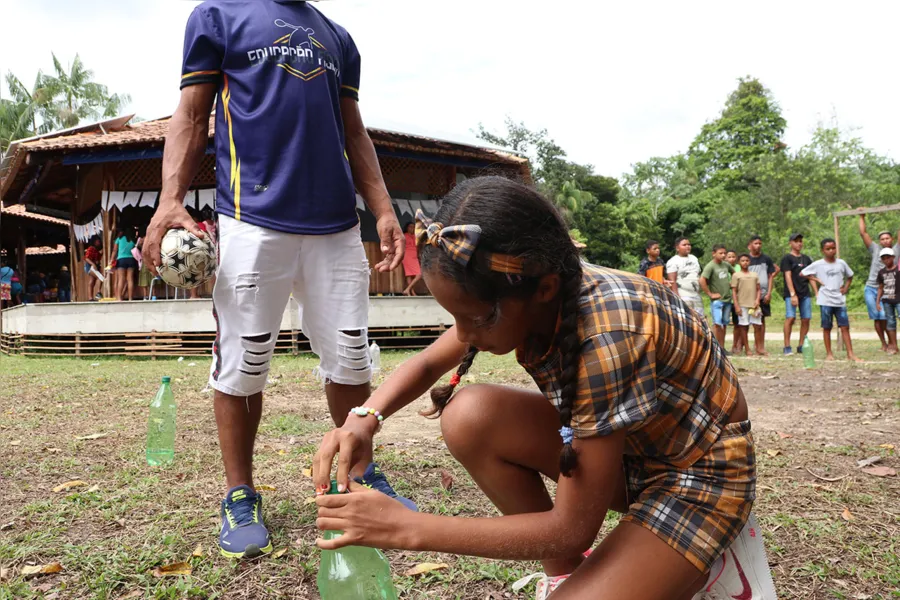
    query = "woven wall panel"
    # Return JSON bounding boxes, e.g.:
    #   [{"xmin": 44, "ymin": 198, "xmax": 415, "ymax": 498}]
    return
[
  {"xmin": 112, "ymin": 156, "xmax": 216, "ymax": 191},
  {"xmin": 380, "ymin": 156, "xmax": 453, "ymax": 196}
]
